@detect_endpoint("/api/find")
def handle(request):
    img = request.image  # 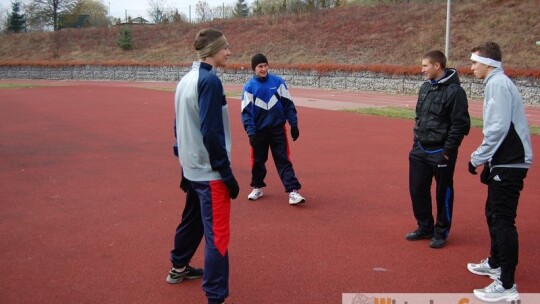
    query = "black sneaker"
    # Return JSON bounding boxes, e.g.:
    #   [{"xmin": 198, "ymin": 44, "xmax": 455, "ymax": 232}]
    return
[
  {"xmin": 405, "ymin": 229, "xmax": 434, "ymax": 241},
  {"xmin": 429, "ymin": 238, "xmax": 446, "ymax": 249},
  {"xmin": 166, "ymin": 265, "xmax": 203, "ymax": 284}
]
